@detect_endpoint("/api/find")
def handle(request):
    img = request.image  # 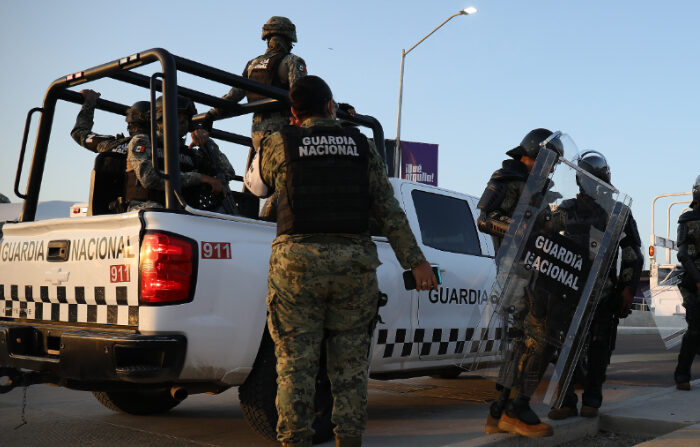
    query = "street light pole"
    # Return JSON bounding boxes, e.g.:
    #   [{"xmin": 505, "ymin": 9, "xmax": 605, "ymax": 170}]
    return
[{"xmin": 394, "ymin": 7, "xmax": 478, "ymax": 177}]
